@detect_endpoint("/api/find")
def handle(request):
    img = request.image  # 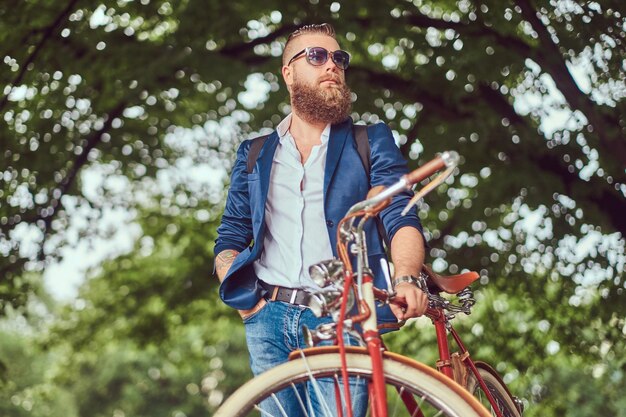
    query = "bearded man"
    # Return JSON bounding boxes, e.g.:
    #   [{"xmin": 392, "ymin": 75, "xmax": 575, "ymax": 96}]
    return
[{"xmin": 214, "ymin": 23, "xmax": 427, "ymax": 416}]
